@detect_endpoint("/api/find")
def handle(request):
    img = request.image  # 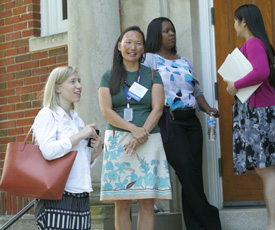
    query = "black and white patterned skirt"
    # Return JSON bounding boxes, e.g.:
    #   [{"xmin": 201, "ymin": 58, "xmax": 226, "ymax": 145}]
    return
[
  {"xmin": 233, "ymin": 99, "xmax": 275, "ymax": 175},
  {"xmin": 34, "ymin": 191, "xmax": 91, "ymax": 230}
]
